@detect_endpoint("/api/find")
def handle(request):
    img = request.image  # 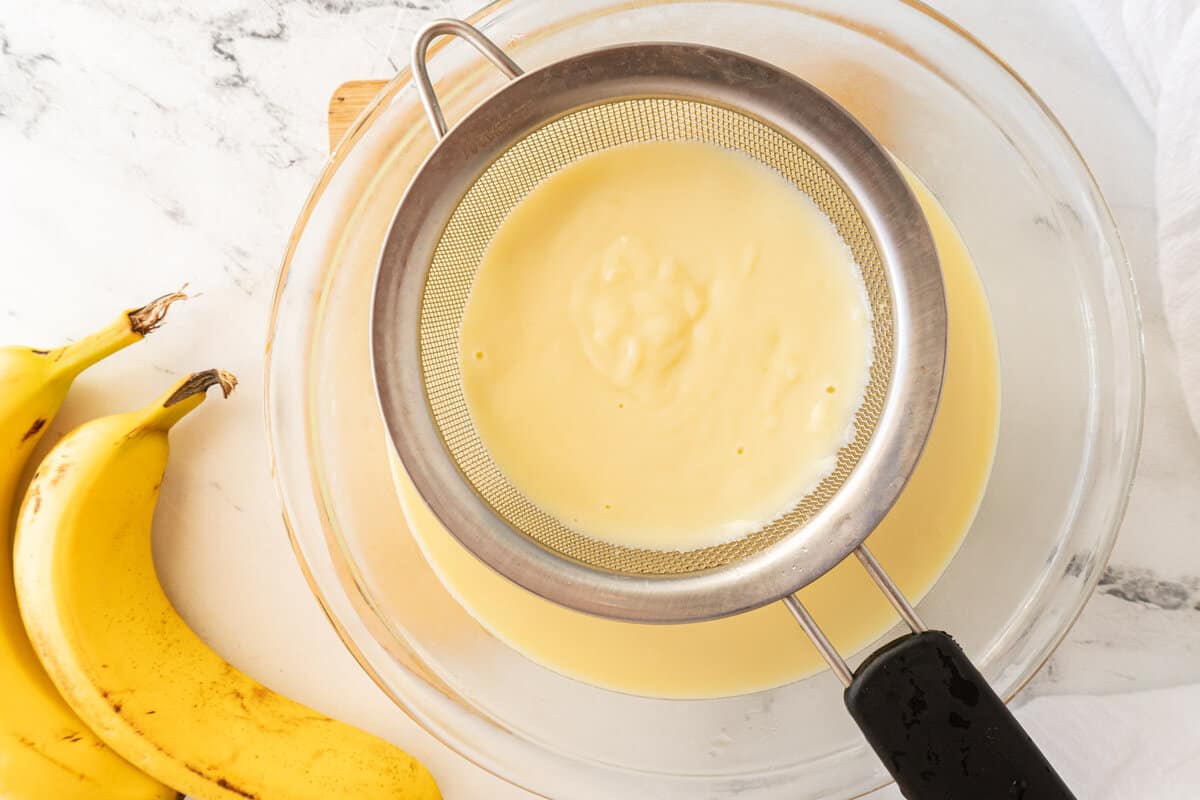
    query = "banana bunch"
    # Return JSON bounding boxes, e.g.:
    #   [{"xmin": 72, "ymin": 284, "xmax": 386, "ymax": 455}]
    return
[
  {"xmin": 0, "ymin": 292, "xmax": 186, "ymax": 800},
  {"xmin": 2, "ymin": 300, "xmax": 440, "ymax": 799}
]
